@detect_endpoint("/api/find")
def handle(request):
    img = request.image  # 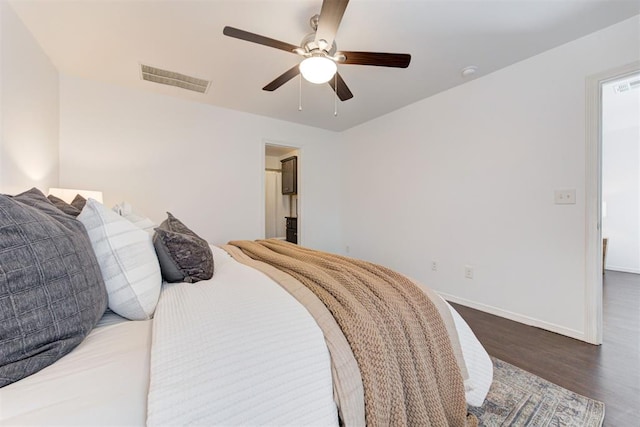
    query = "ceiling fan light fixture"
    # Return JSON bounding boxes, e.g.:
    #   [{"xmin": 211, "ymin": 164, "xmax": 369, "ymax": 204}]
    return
[{"xmin": 299, "ymin": 56, "xmax": 337, "ymax": 84}]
